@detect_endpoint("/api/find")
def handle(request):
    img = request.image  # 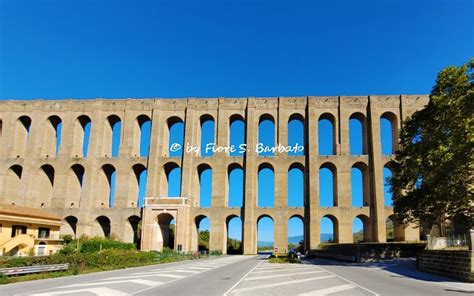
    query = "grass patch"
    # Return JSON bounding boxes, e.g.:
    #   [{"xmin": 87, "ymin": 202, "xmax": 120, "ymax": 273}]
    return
[
  {"xmin": 0, "ymin": 238, "xmax": 218, "ymax": 284},
  {"xmin": 268, "ymin": 255, "xmax": 301, "ymax": 264}
]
